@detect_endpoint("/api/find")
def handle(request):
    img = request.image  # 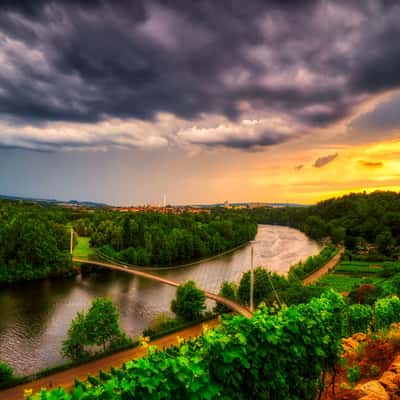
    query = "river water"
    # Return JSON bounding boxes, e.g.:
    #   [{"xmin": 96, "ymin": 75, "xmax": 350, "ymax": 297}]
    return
[{"xmin": 0, "ymin": 225, "xmax": 320, "ymax": 376}]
